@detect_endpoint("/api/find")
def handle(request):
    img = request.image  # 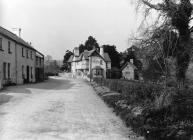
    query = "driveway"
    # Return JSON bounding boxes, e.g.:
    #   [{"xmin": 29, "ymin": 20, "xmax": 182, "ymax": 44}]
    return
[{"xmin": 0, "ymin": 76, "xmax": 141, "ymax": 140}]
